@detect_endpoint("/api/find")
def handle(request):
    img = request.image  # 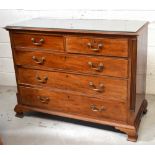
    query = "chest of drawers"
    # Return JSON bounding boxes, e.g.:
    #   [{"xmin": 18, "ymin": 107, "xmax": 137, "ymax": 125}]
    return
[{"xmin": 6, "ymin": 19, "xmax": 148, "ymax": 142}]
